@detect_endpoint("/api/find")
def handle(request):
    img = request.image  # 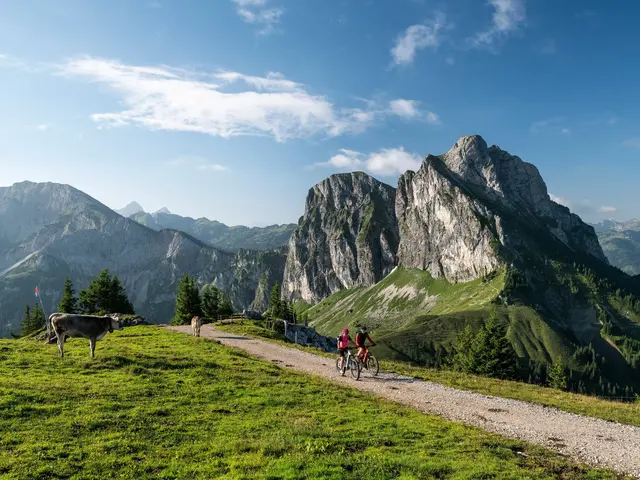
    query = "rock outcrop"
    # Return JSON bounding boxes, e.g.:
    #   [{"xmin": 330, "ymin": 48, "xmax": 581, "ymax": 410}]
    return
[
  {"xmin": 283, "ymin": 172, "xmax": 399, "ymax": 303},
  {"xmin": 396, "ymin": 135, "xmax": 608, "ymax": 282}
]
